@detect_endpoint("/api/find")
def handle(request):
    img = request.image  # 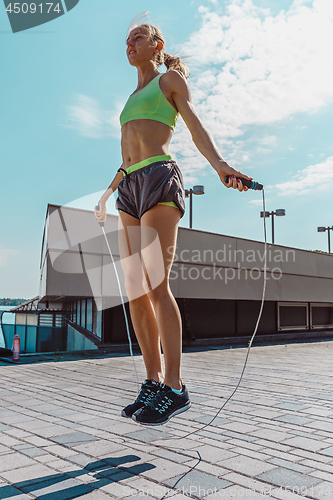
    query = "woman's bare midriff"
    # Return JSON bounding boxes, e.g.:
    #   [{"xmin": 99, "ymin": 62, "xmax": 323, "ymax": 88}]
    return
[{"xmin": 121, "ymin": 119, "xmax": 173, "ymax": 169}]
